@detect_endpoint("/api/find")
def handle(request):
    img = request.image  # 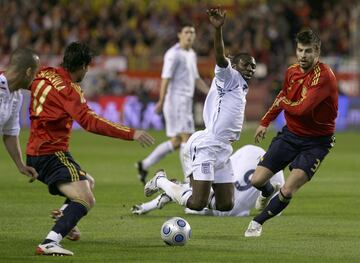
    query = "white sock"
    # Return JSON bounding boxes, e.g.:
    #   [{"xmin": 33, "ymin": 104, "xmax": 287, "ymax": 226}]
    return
[
  {"xmin": 45, "ymin": 231, "xmax": 63, "ymax": 244},
  {"xmin": 142, "ymin": 141, "xmax": 174, "ymax": 170},
  {"xmin": 157, "ymin": 177, "xmax": 192, "ymax": 206},
  {"xmin": 141, "ymin": 195, "xmax": 162, "ymax": 212}
]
